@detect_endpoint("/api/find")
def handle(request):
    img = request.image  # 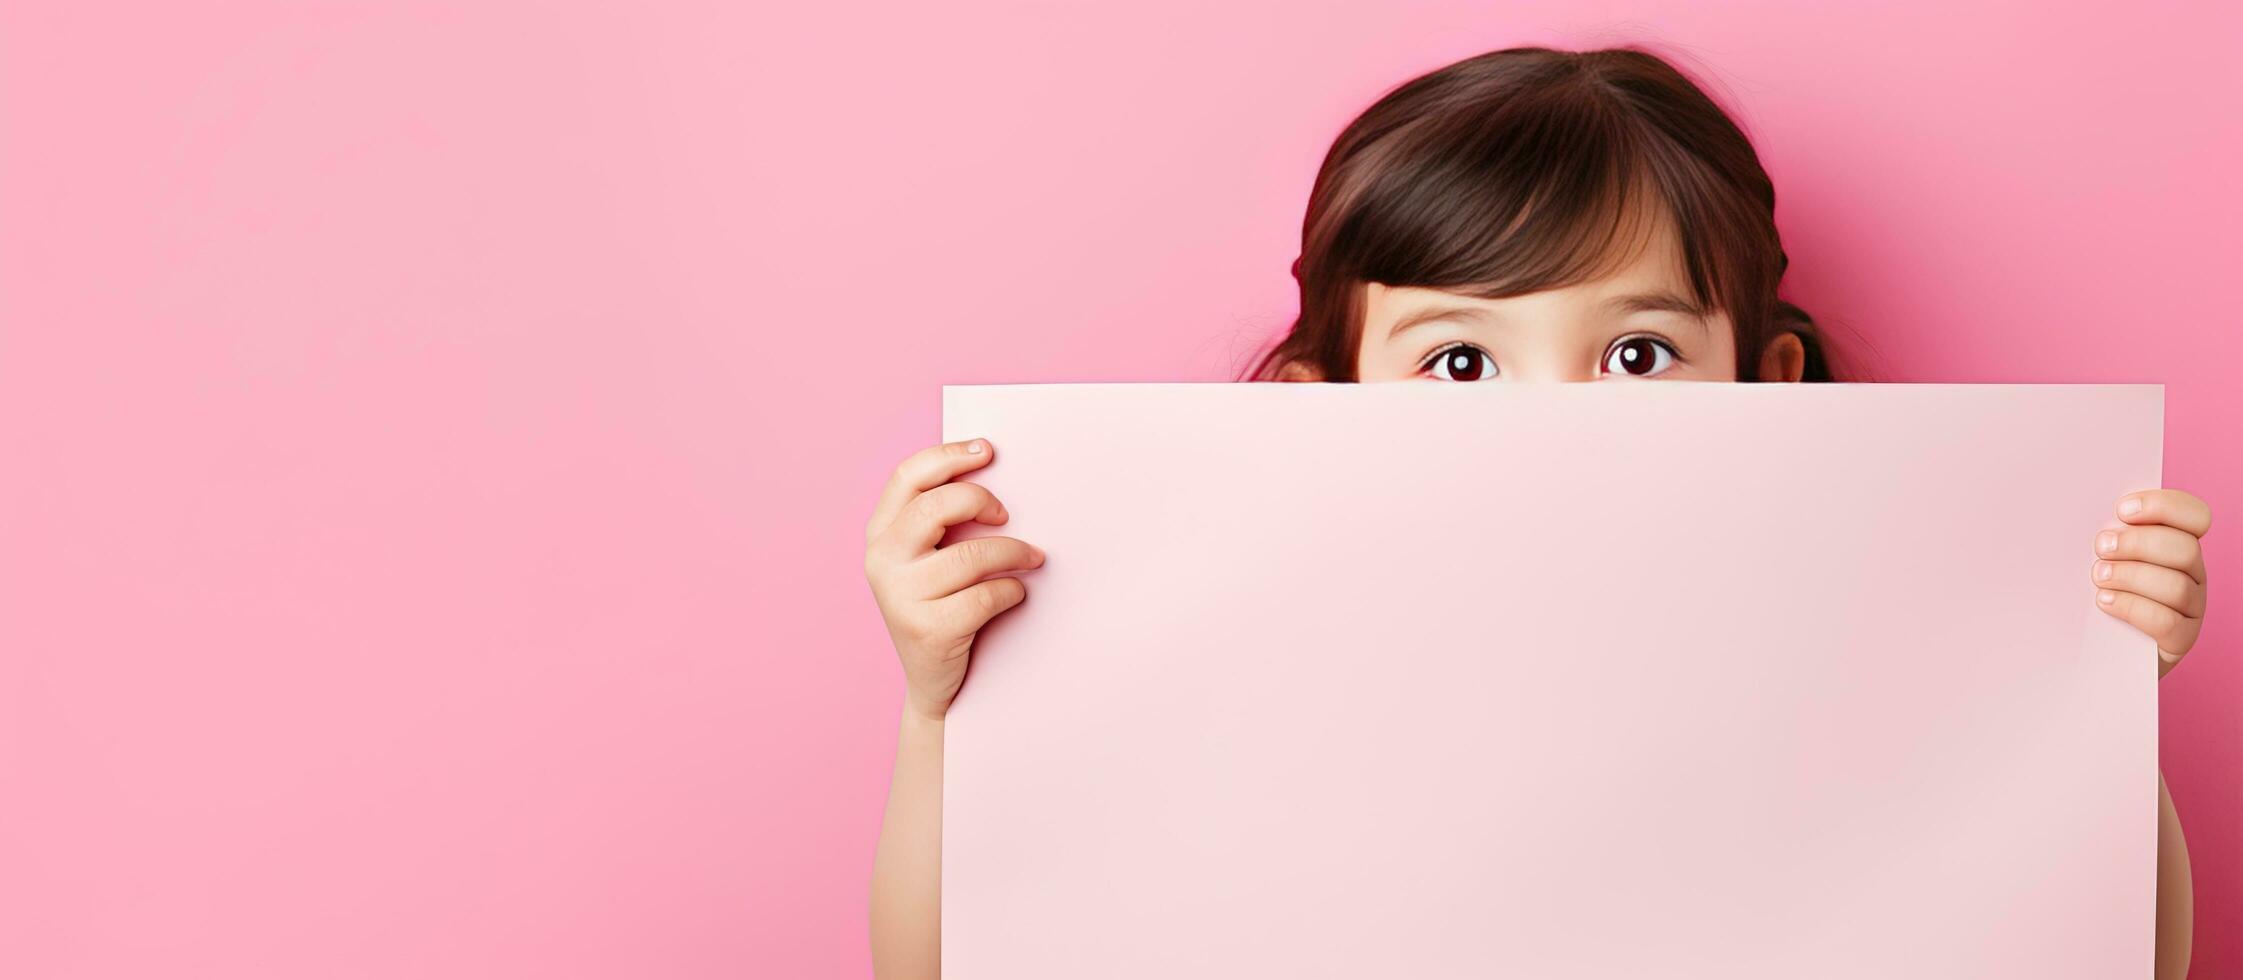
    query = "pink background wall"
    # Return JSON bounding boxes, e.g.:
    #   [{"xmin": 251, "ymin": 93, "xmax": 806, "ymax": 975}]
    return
[{"xmin": 1, "ymin": 2, "xmax": 2234, "ymax": 977}]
